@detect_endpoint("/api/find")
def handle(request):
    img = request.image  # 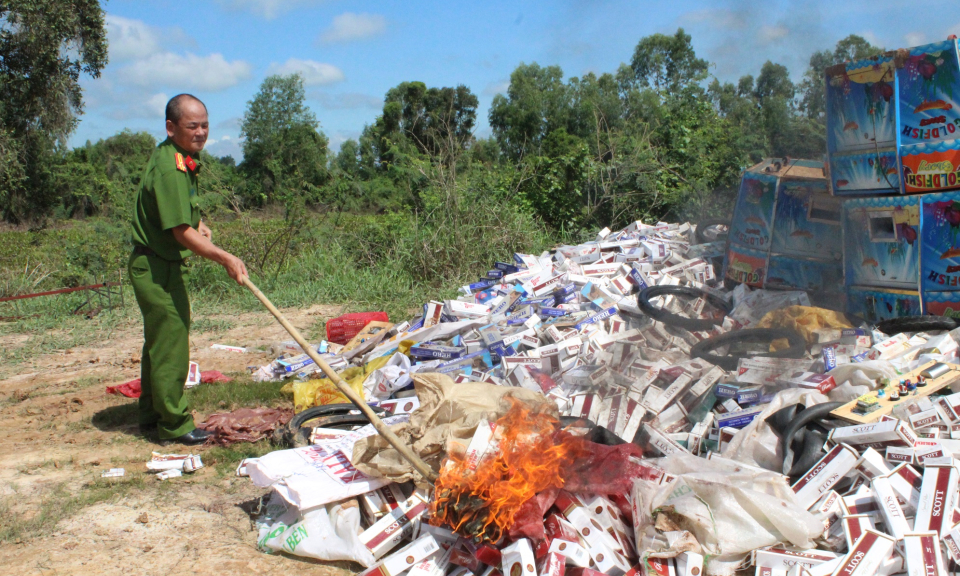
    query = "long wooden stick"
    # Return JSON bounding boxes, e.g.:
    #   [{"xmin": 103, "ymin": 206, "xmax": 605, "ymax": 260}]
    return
[{"xmin": 242, "ymin": 276, "xmax": 439, "ymax": 482}]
